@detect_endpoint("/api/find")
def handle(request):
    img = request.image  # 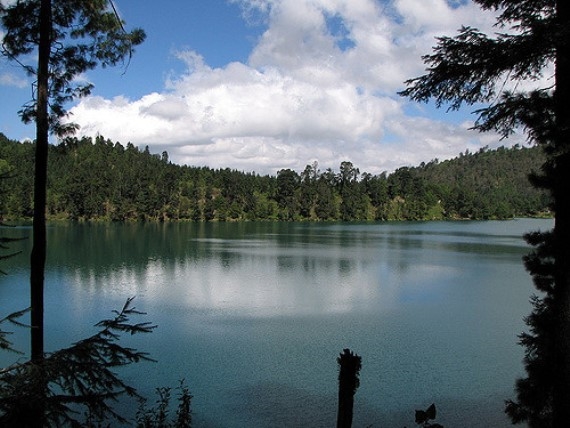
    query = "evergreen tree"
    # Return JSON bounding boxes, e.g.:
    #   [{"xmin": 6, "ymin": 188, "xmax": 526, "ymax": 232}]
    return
[
  {"xmin": 0, "ymin": 133, "xmax": 552, "ymax": 222},
  {"xmin": 401, "ymin": 1, "xmax": 570, "ymax": 425},
  {"xmin": 298, "ymin": 163, "xmax": 319, "ymax": 219},
  {"xmin": 1, "ymin": 0, "xmax": 145, "ymax": 356},
  {"xmin": 1, "ymin": 1, "xmax": 145, "ymax": 425},
  {"xmin": 276, "ymin": 168, "xmax": 300, "ymax": 220},
  {"xmin": 0, "ymin": 298, "xmax": 156, "ymax": 427}
]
